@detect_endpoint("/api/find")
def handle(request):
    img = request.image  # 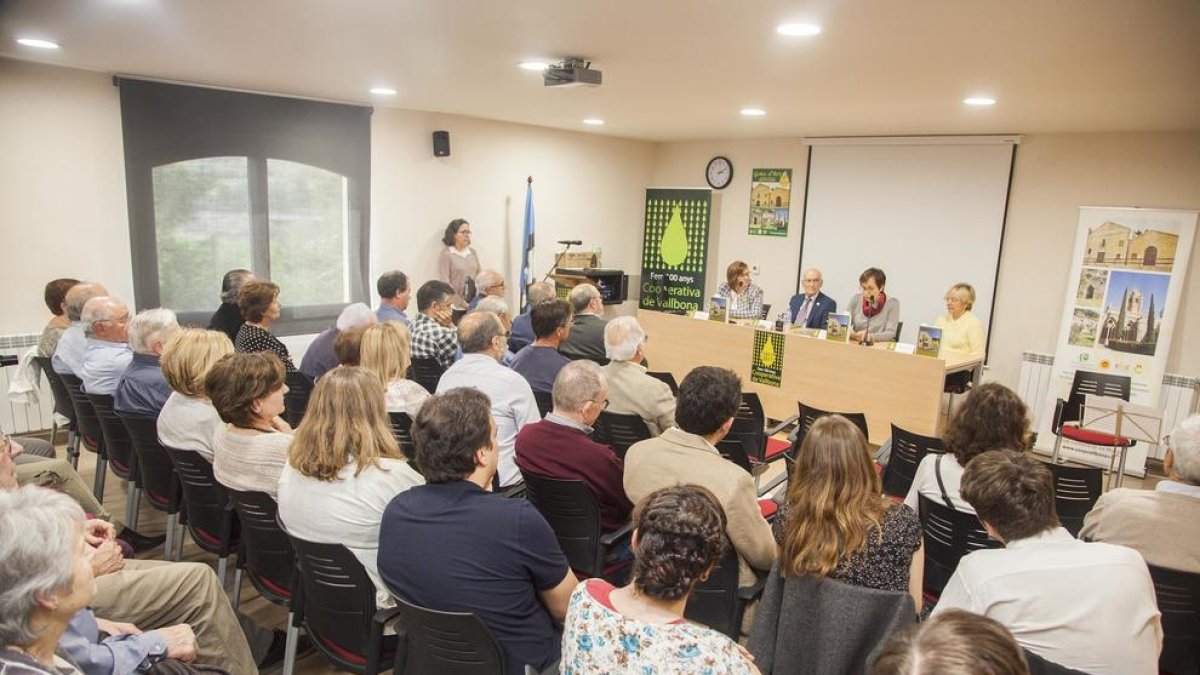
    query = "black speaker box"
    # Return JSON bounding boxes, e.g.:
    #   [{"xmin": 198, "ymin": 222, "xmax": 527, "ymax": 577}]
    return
[{"xmin": 432, "ymin": 130, "xmax": 450, "ymax": 157}]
